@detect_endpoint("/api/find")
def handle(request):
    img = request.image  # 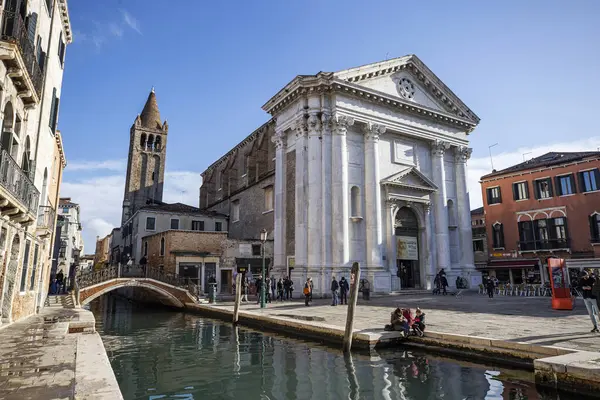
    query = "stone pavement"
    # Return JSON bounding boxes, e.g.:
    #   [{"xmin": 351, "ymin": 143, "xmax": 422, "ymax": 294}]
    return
[
  {"xmin": 210, "ymin": 292, "xmax": 600, "ymax": 353},
  {"xmin": 0, "ymin": 297, "xmax": 122, "ymax": 400}
]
